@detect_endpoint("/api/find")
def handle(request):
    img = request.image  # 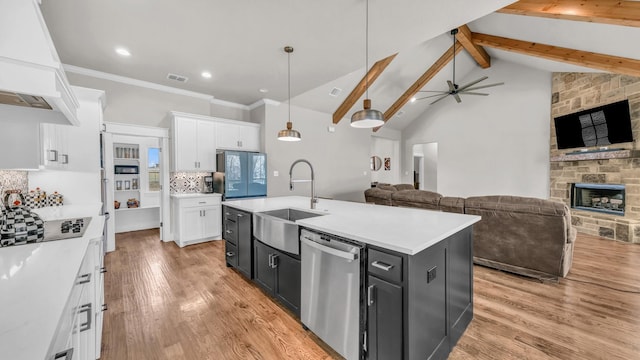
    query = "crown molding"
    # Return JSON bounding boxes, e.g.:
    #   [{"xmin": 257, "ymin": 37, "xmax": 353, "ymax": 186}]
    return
[
  {"xmin": 210, "ymin": 97, "xmax": 249, "ymax": 110},
  {"xmin": 63, "ymin": 64, "xmax": 215, "ymax": 100},
  {"xmin": 248, "ymin": 98, "xmax": 281, "ymax": 110}
]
